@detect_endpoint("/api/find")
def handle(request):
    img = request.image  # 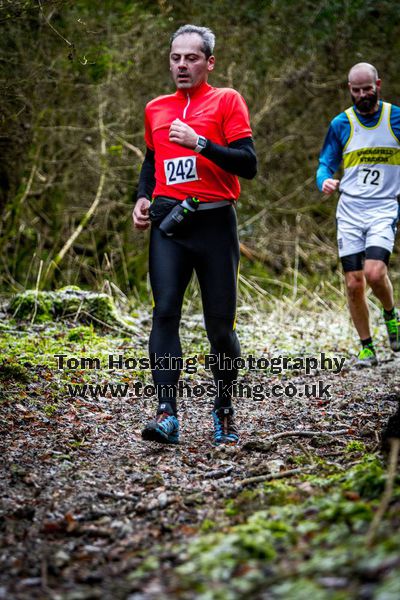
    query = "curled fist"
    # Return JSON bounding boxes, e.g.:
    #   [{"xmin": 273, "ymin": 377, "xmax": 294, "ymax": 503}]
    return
[
  {"xmin": 322, "ymin": 178, "xmax": 340, "ymax": 195},
  {"xmin": 169, "ymin": 119, "xmax": 198, "ymax": 149},
  {"xmin": 132, "ymin": 197, "xmax": 150, "ymax": 230}
]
